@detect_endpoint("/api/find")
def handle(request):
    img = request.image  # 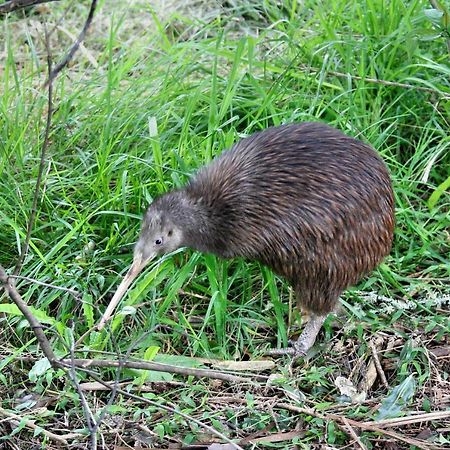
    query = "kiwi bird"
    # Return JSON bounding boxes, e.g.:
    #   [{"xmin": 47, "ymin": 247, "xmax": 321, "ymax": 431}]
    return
[{"xmin": 98, "ymin": 122, "xmax": 395, "ymax": 357}]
